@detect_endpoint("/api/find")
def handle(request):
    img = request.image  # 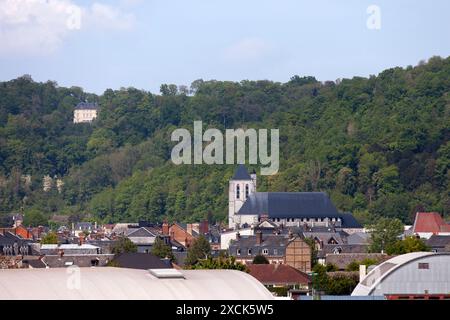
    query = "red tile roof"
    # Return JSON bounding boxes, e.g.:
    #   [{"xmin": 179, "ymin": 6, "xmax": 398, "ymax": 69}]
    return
[
  {"xmin": 412, "ymin": 212, "xmax": 450, "ymax": 234},
  {"xmin": 248, "ymin": 264, "xmax": 311, "ymax": 285}
]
